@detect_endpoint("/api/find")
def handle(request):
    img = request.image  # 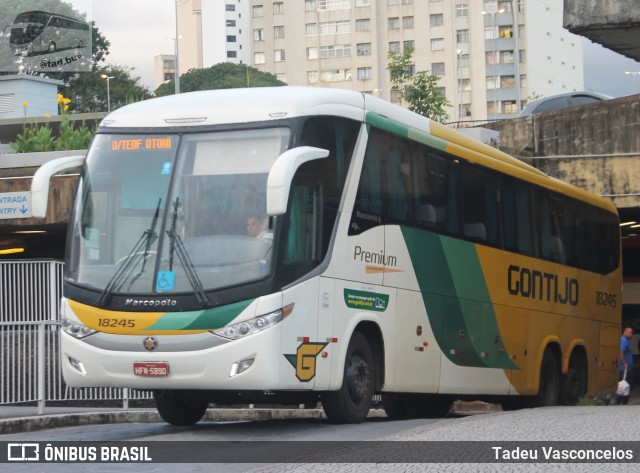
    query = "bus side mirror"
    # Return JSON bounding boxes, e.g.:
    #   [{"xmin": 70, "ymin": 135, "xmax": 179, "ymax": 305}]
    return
[
  {"xmin": 266, "ymin": 146, "xmax": 329, "ymax": 216},
  {"xmin": 31, "ymin": 155, "xmax": 85, "ymax": 218}
]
